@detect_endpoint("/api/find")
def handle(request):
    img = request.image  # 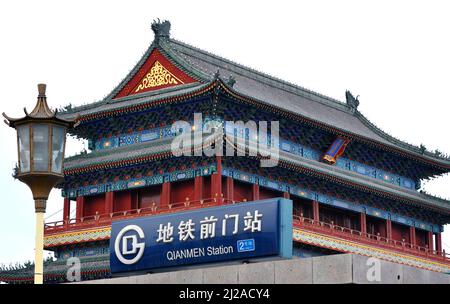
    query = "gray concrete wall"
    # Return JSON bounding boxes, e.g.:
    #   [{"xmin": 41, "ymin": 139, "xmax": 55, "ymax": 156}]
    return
[{"xmin": 73, "ymin": 254, "xmax": 449, "ymax": 284}]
